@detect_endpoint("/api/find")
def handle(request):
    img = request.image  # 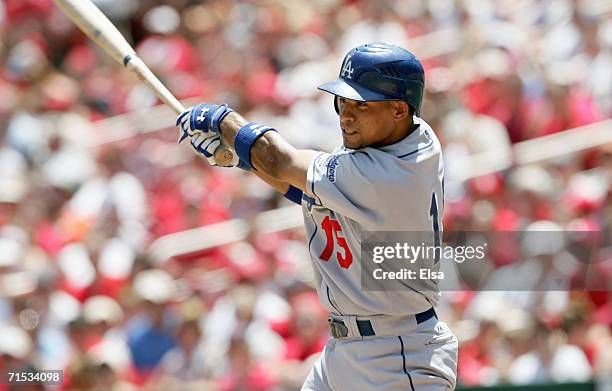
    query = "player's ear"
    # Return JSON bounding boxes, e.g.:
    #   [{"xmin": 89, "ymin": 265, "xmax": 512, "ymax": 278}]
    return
[{"xmin": 392, "ymin": 101, "xmax": 410, "ymax": 121}]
